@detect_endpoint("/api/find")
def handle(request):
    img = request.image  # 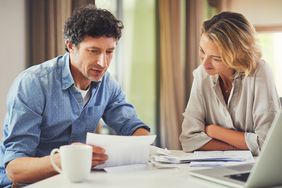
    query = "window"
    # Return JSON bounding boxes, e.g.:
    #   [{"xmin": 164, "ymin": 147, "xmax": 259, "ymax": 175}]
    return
[
  {"xmin": 95, "ymin": 0, "xmax": 157, "ymax": 134},
  {"xmin": 257, "ymin": 31, "xmax": 282, "ymax": 97}
]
